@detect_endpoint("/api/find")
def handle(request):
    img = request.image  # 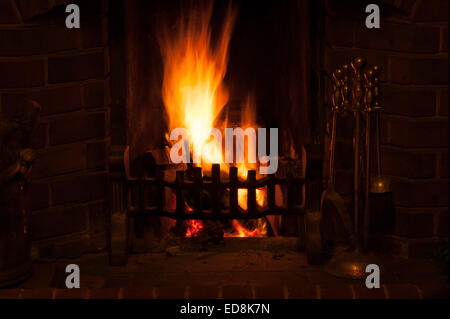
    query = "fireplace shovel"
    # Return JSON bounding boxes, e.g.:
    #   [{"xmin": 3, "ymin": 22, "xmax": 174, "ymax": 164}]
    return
[{"xmin": 320, "ymin": 68, "xmax": 354, "ymax": 247}]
